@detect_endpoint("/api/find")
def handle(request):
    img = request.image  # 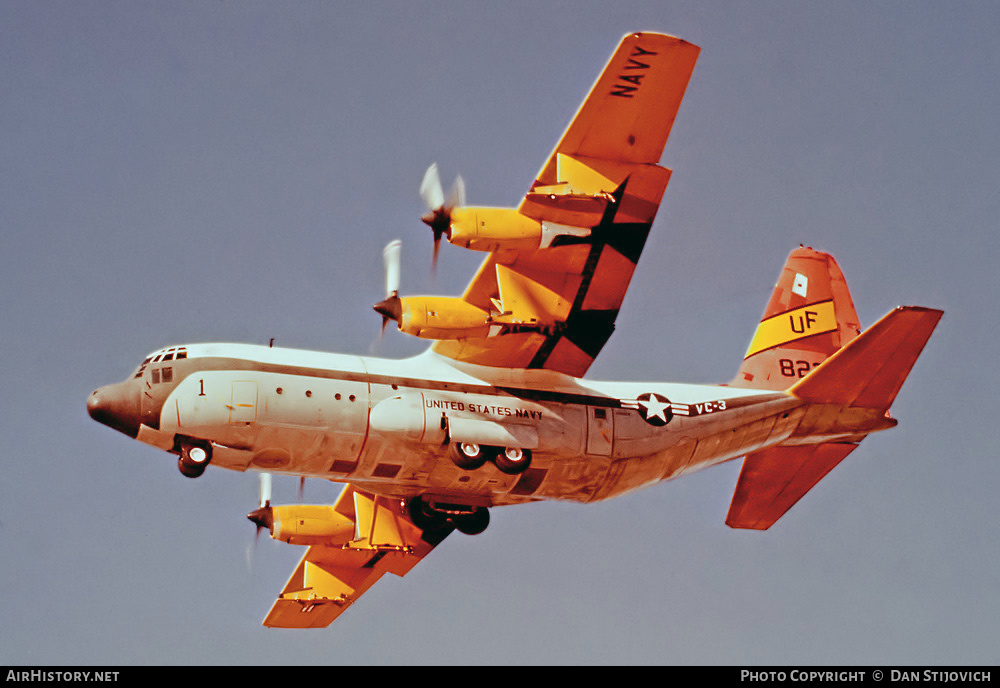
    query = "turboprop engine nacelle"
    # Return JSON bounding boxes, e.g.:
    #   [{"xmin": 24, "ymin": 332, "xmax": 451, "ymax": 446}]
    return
[
  {"xmin": 396, "ymin": 296, "xmax": 493, "ymax": 340},
  {"xmin": 448, "ymin": 207, "xmax": 591, "ymax": 252},
  {"xmin": 255, "ymin": 504, "xmax": 356, "ymax": 546}
]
